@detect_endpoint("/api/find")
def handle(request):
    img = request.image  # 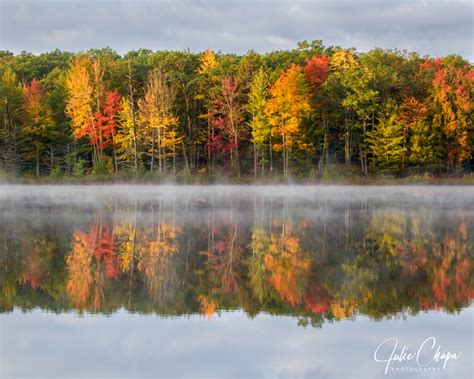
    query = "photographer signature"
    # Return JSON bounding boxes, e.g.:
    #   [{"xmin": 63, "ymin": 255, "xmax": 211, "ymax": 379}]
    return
[{"xmin": 373, "ymin": 336, "xmax": 461, "ymax": 375}]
